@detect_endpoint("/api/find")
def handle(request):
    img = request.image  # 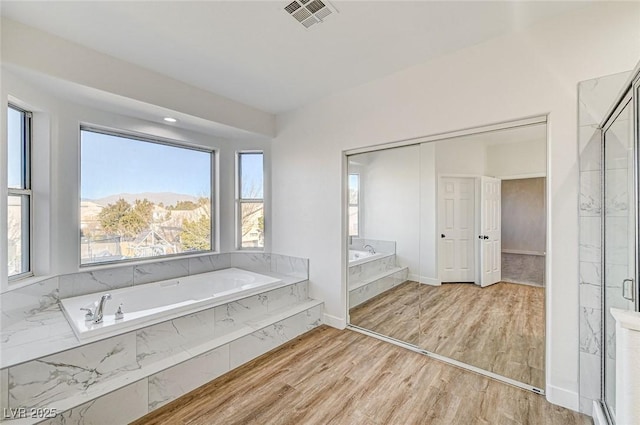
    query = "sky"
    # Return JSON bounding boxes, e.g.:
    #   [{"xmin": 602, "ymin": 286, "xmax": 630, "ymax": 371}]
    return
[
  {"xmin": 7, "ymin": 106, "xmax": 23, "ymax": 189},
  {"xmin": 81, "ymin": 130, "xmax": 212, "ymax": 200},
  {"xmin": 9, "ymin": 112, "xmax": 263, "ymax": 201}
]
